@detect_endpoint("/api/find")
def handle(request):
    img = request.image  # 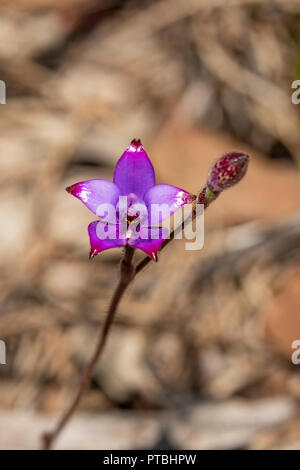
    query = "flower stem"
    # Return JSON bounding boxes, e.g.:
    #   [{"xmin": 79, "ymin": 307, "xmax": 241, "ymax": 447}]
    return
[{"xmin": 41, "ymin": 246, "xmax": 135, "ymax": 450}]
